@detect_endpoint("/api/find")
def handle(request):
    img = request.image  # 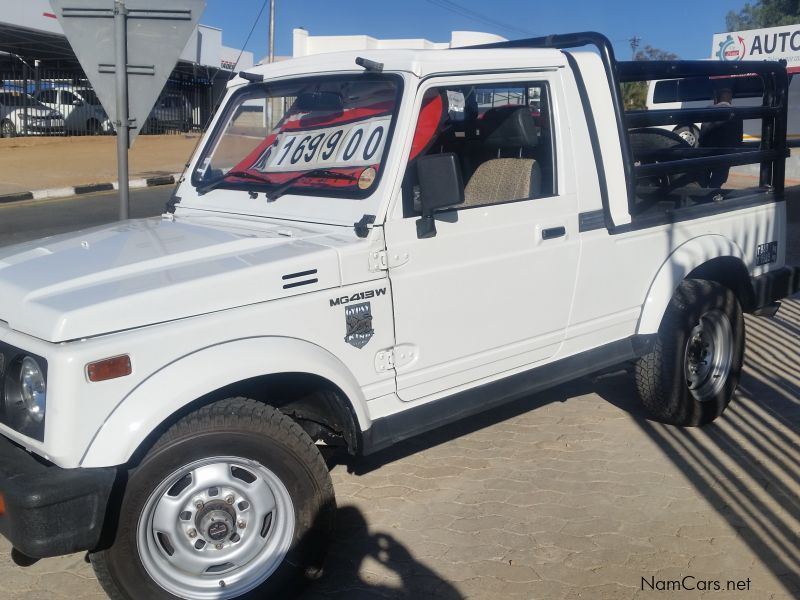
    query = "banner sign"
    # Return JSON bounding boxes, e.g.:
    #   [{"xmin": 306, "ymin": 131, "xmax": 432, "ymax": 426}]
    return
[{"xmin": 712, "ymin": 24, "xmax": 800, "ymax": 71}]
